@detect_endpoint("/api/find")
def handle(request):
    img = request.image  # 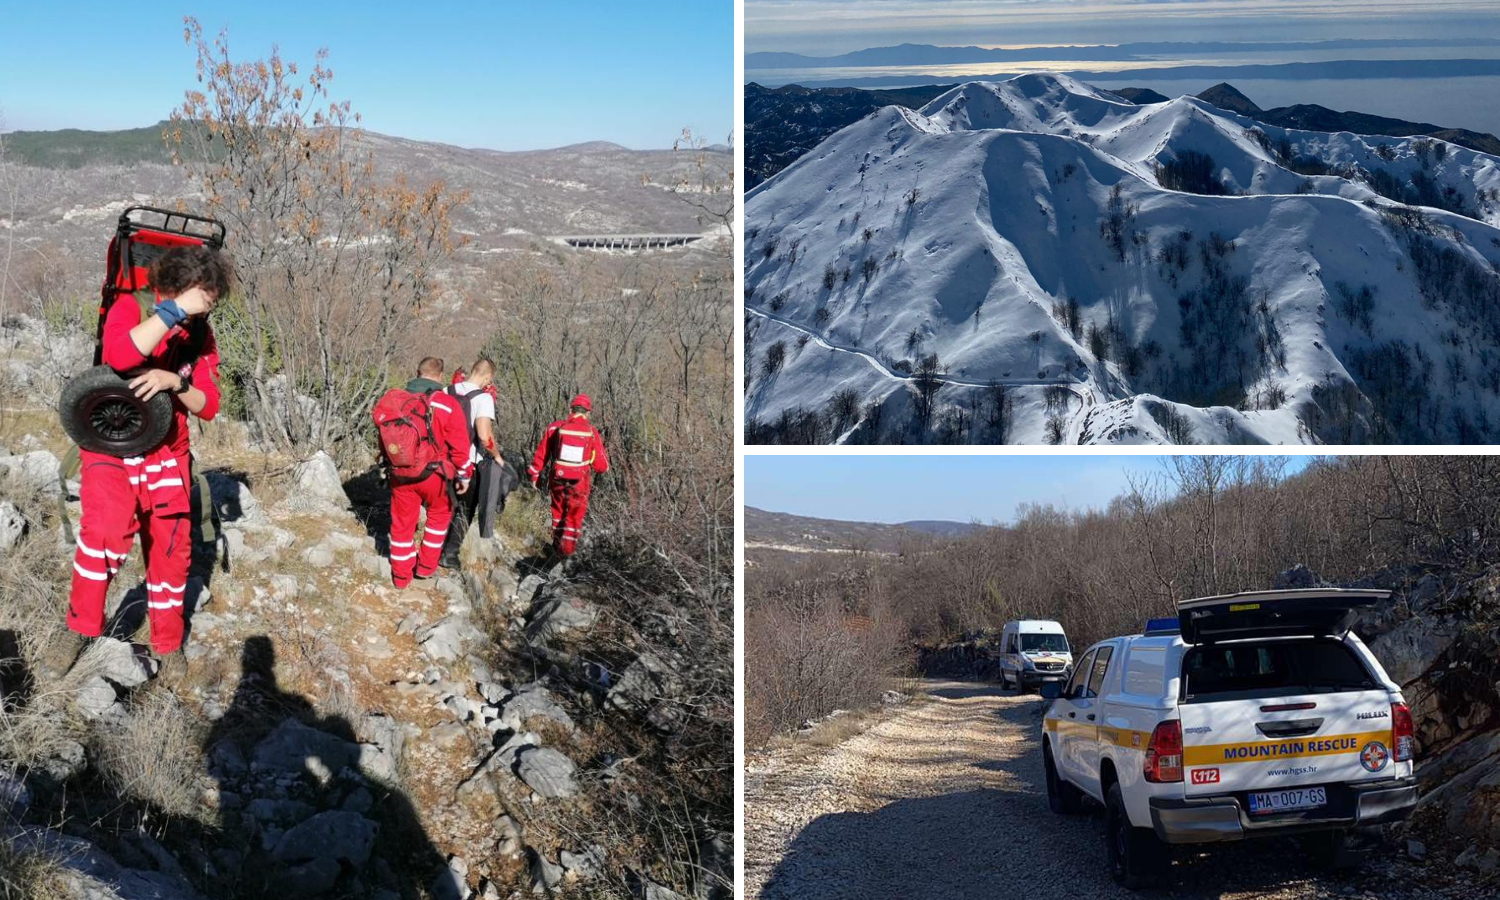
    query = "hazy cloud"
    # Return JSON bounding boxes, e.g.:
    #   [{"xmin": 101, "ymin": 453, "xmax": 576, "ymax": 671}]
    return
[{"xmin": 747, "ymin": 0, "xmax": 1500, "ymax": 55}]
